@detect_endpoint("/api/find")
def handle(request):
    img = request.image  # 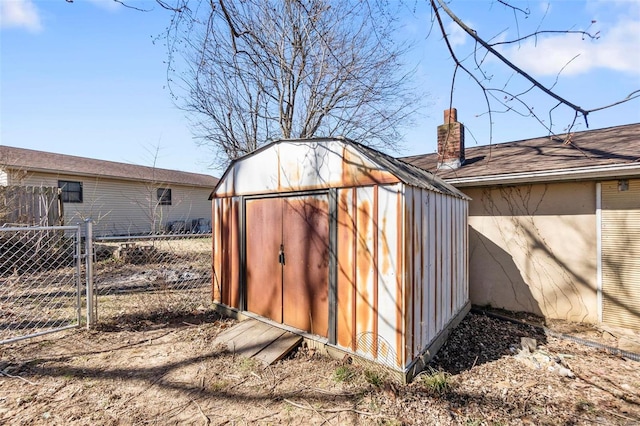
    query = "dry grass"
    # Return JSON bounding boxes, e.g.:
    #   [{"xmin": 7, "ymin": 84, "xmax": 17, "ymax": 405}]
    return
[{"xmin": 1, "ymin": 311, "xmax": 639, "ymax": 425}]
